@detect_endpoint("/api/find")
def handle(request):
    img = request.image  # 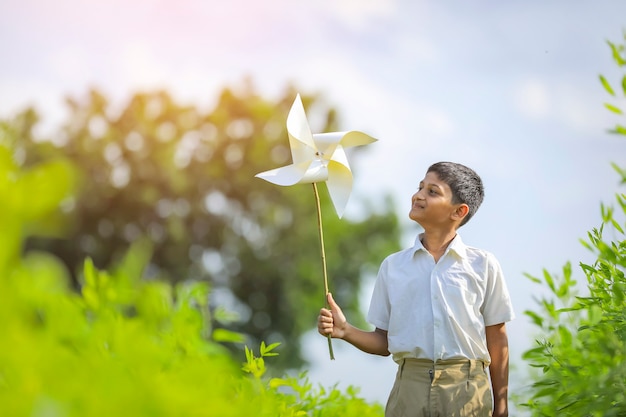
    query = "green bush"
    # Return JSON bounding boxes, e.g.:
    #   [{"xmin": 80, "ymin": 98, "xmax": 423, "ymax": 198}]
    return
[
  {"xmin": 521, "ymin": 33, "xmax": 626, "ymax": 416},
  {"xmin": 0, "ymin": 140, "xmax": 384, "ymax": 416},
  {"xmin": 520, "ymin": 201, "xmax": 626, "ymax": 415}
]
